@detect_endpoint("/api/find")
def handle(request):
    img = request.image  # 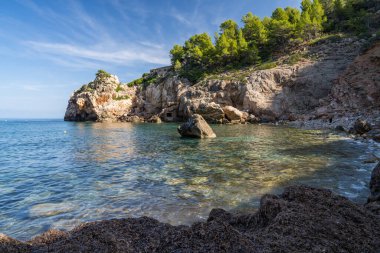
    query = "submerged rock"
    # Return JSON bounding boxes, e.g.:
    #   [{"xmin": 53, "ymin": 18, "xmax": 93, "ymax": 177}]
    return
[{"xmin": 177, "ymin": 114, "xmax": 216, "ymax": 138}]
